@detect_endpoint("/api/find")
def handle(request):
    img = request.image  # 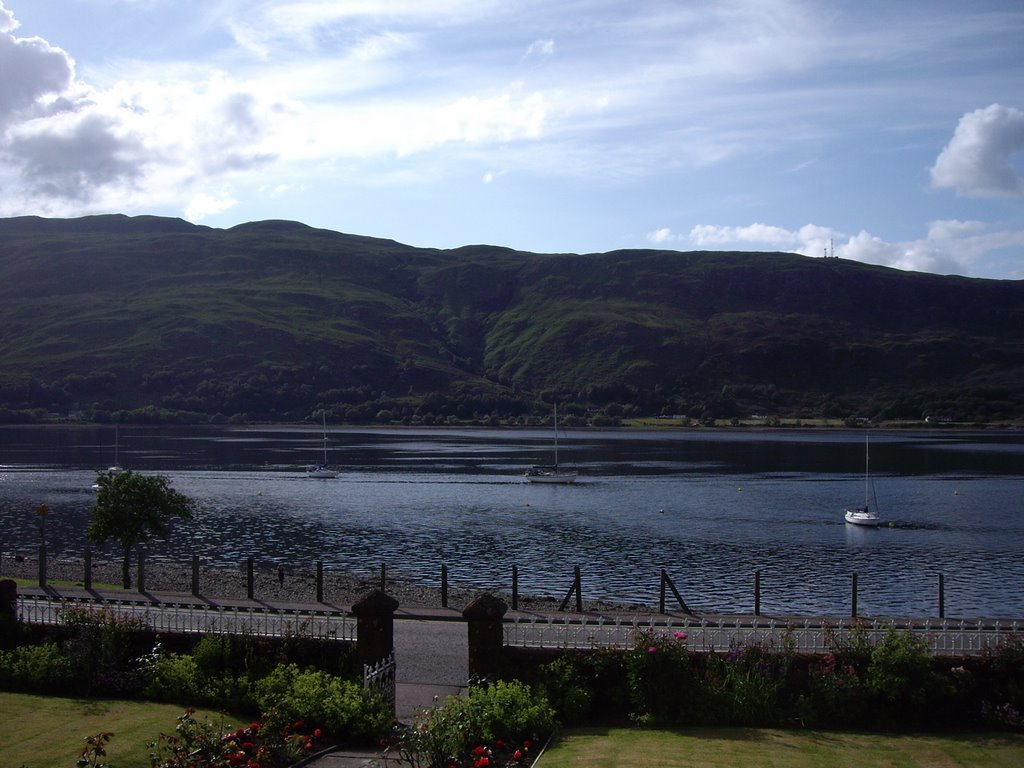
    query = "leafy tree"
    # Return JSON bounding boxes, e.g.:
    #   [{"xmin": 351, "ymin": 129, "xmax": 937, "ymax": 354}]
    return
[{"xmin": 87, "ymin": 470, "xmax": 194, "ymax": 588}]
